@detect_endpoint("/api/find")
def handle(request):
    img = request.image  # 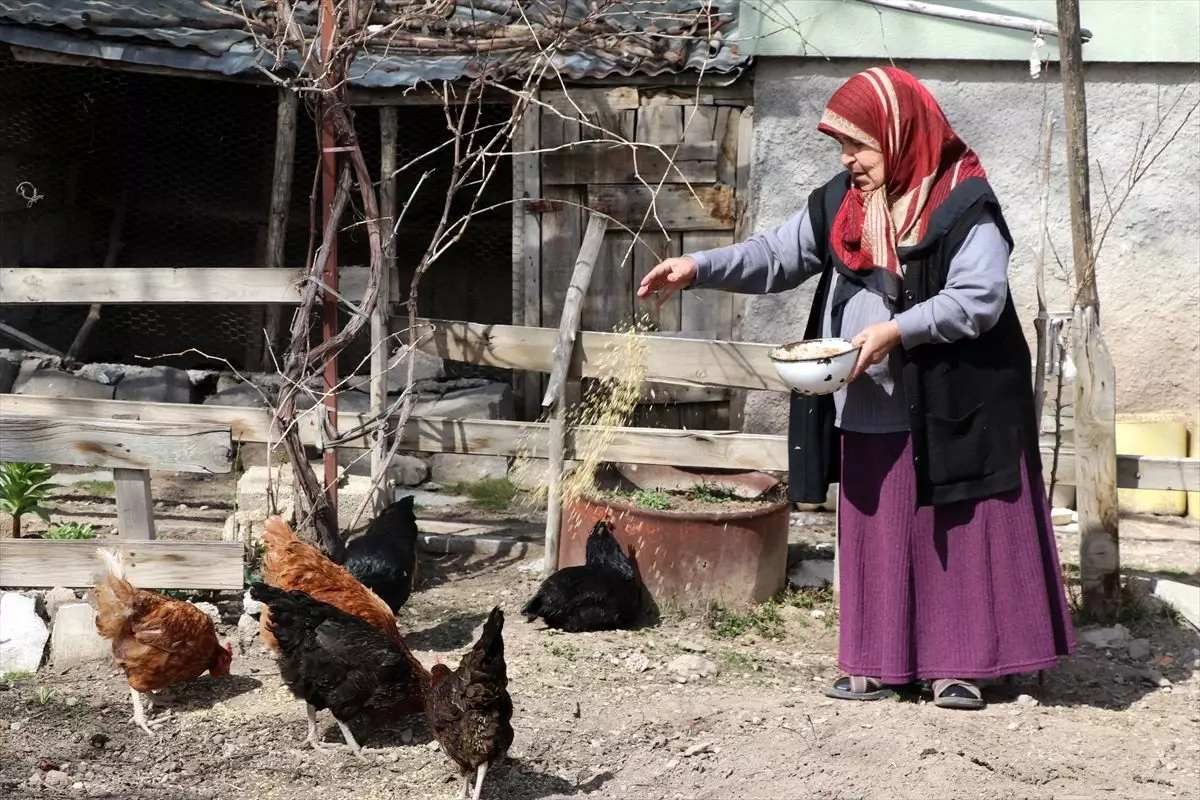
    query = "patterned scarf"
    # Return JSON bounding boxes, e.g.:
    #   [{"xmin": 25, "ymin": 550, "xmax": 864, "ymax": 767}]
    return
[{"xmin": 817, "ymin": 66, "xmax": 988, "ymax": 274}]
